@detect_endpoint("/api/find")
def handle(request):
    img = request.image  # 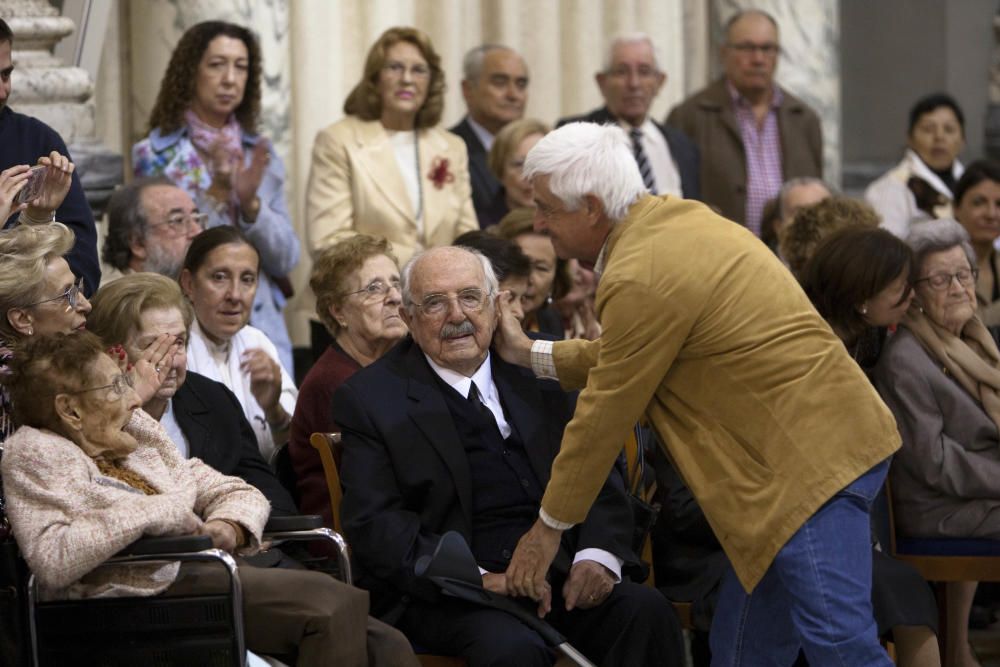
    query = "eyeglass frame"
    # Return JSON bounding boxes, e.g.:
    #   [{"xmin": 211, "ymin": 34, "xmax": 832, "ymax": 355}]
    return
[
  {"xmin": 382, "ymin": 61, "xmax": 431, "ymax": 80},
  {"xmin": 338, "ymin": 278, "xmax": 403, "ymax": 302},
  {"xmin": 912, "ymin": 267, "xmax": 979, "ymax": 291},
  {"xmin": 725, "ymin": 42, "xmax": 780, "ymax": 57},
  {"xmin": 409, "ymin": 288, "xmax": 493, "ymax": 317},
  {"xmin": 145, "ymin": 212, "xmax": 209, "ymax": 236},
  {"xmin": 61, "ymin": 372, "xmax": 135, "ymax": 399},
  {"xmin": 21, "ymin": 276, "xmax": 86, "ymax": 312}
]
